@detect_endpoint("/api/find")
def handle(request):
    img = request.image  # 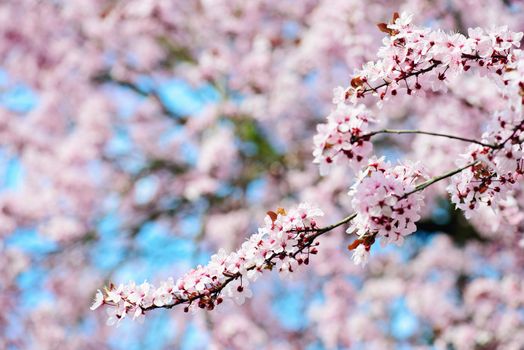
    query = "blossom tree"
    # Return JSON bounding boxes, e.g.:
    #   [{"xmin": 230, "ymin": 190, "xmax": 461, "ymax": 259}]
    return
[{"xmin": 1, "ymin": 1, "xmax": 523, "ymax": 349}]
